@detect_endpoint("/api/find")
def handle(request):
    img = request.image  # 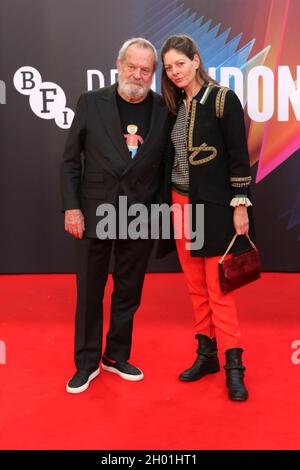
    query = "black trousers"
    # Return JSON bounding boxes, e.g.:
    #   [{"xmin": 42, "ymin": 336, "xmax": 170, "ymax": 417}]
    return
[{"xmin": 74, "ymin": 237, "xmax": 154, "ymax": 371}]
